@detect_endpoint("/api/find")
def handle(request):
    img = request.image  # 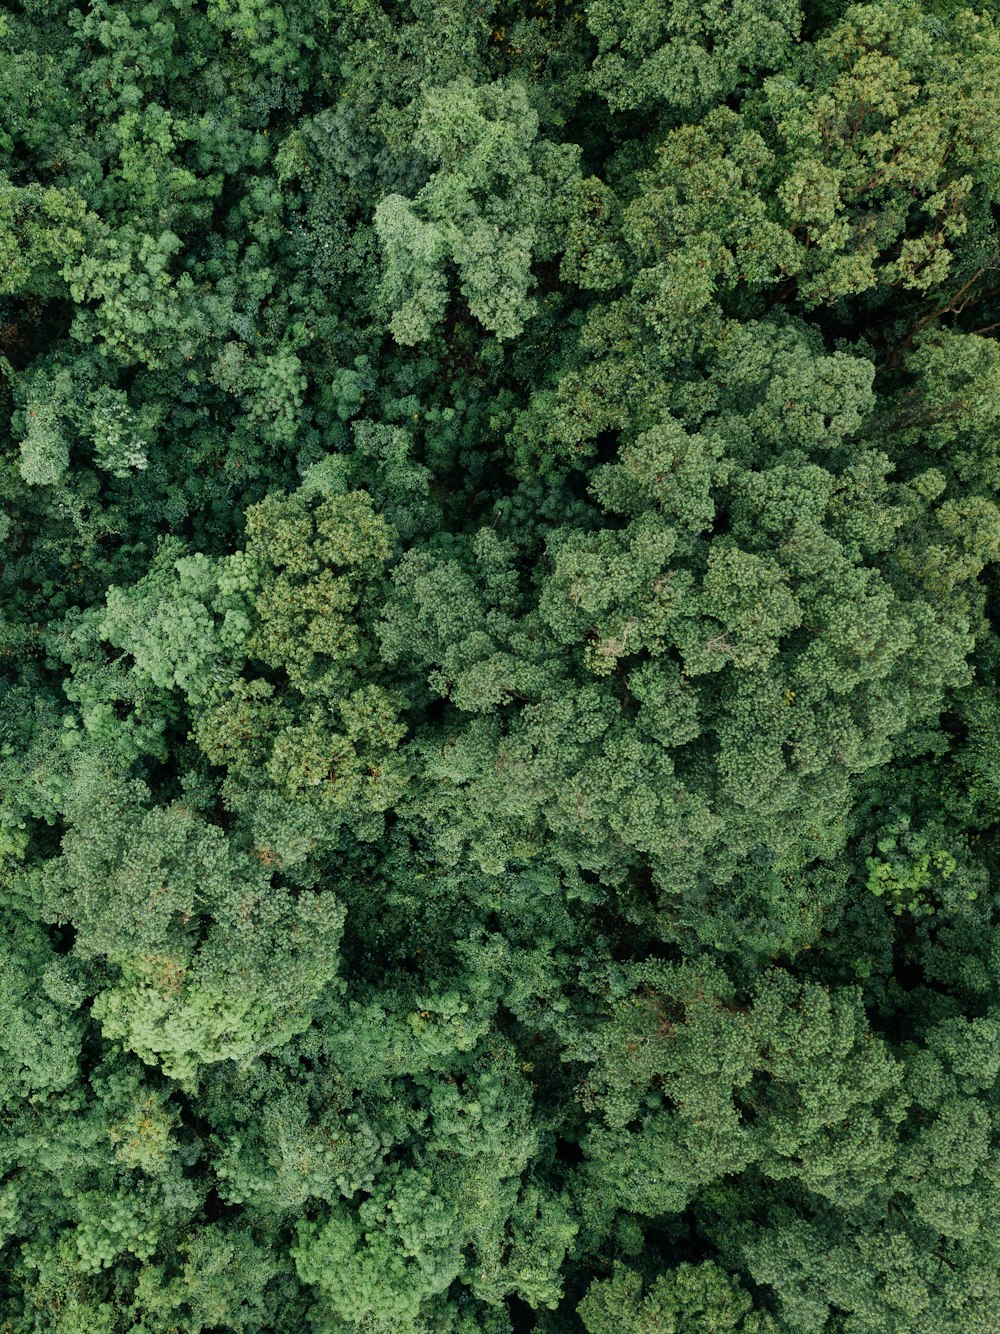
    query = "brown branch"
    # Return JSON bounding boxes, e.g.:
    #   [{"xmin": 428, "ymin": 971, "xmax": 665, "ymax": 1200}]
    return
[{"xmin": 880, "ymin": 254, "xmax": 1000, "ymax": 370}]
